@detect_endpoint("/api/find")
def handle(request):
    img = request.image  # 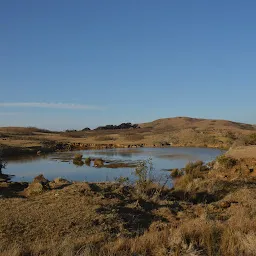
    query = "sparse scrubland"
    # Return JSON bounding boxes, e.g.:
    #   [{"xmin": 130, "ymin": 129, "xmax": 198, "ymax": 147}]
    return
[
  {"xmin": 0, "ymin": 117, "xmax": 256, "ymax": 255},
  {"xmin": 1, "ymin": 145, "xmax": 256, "ymax": 255}
]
